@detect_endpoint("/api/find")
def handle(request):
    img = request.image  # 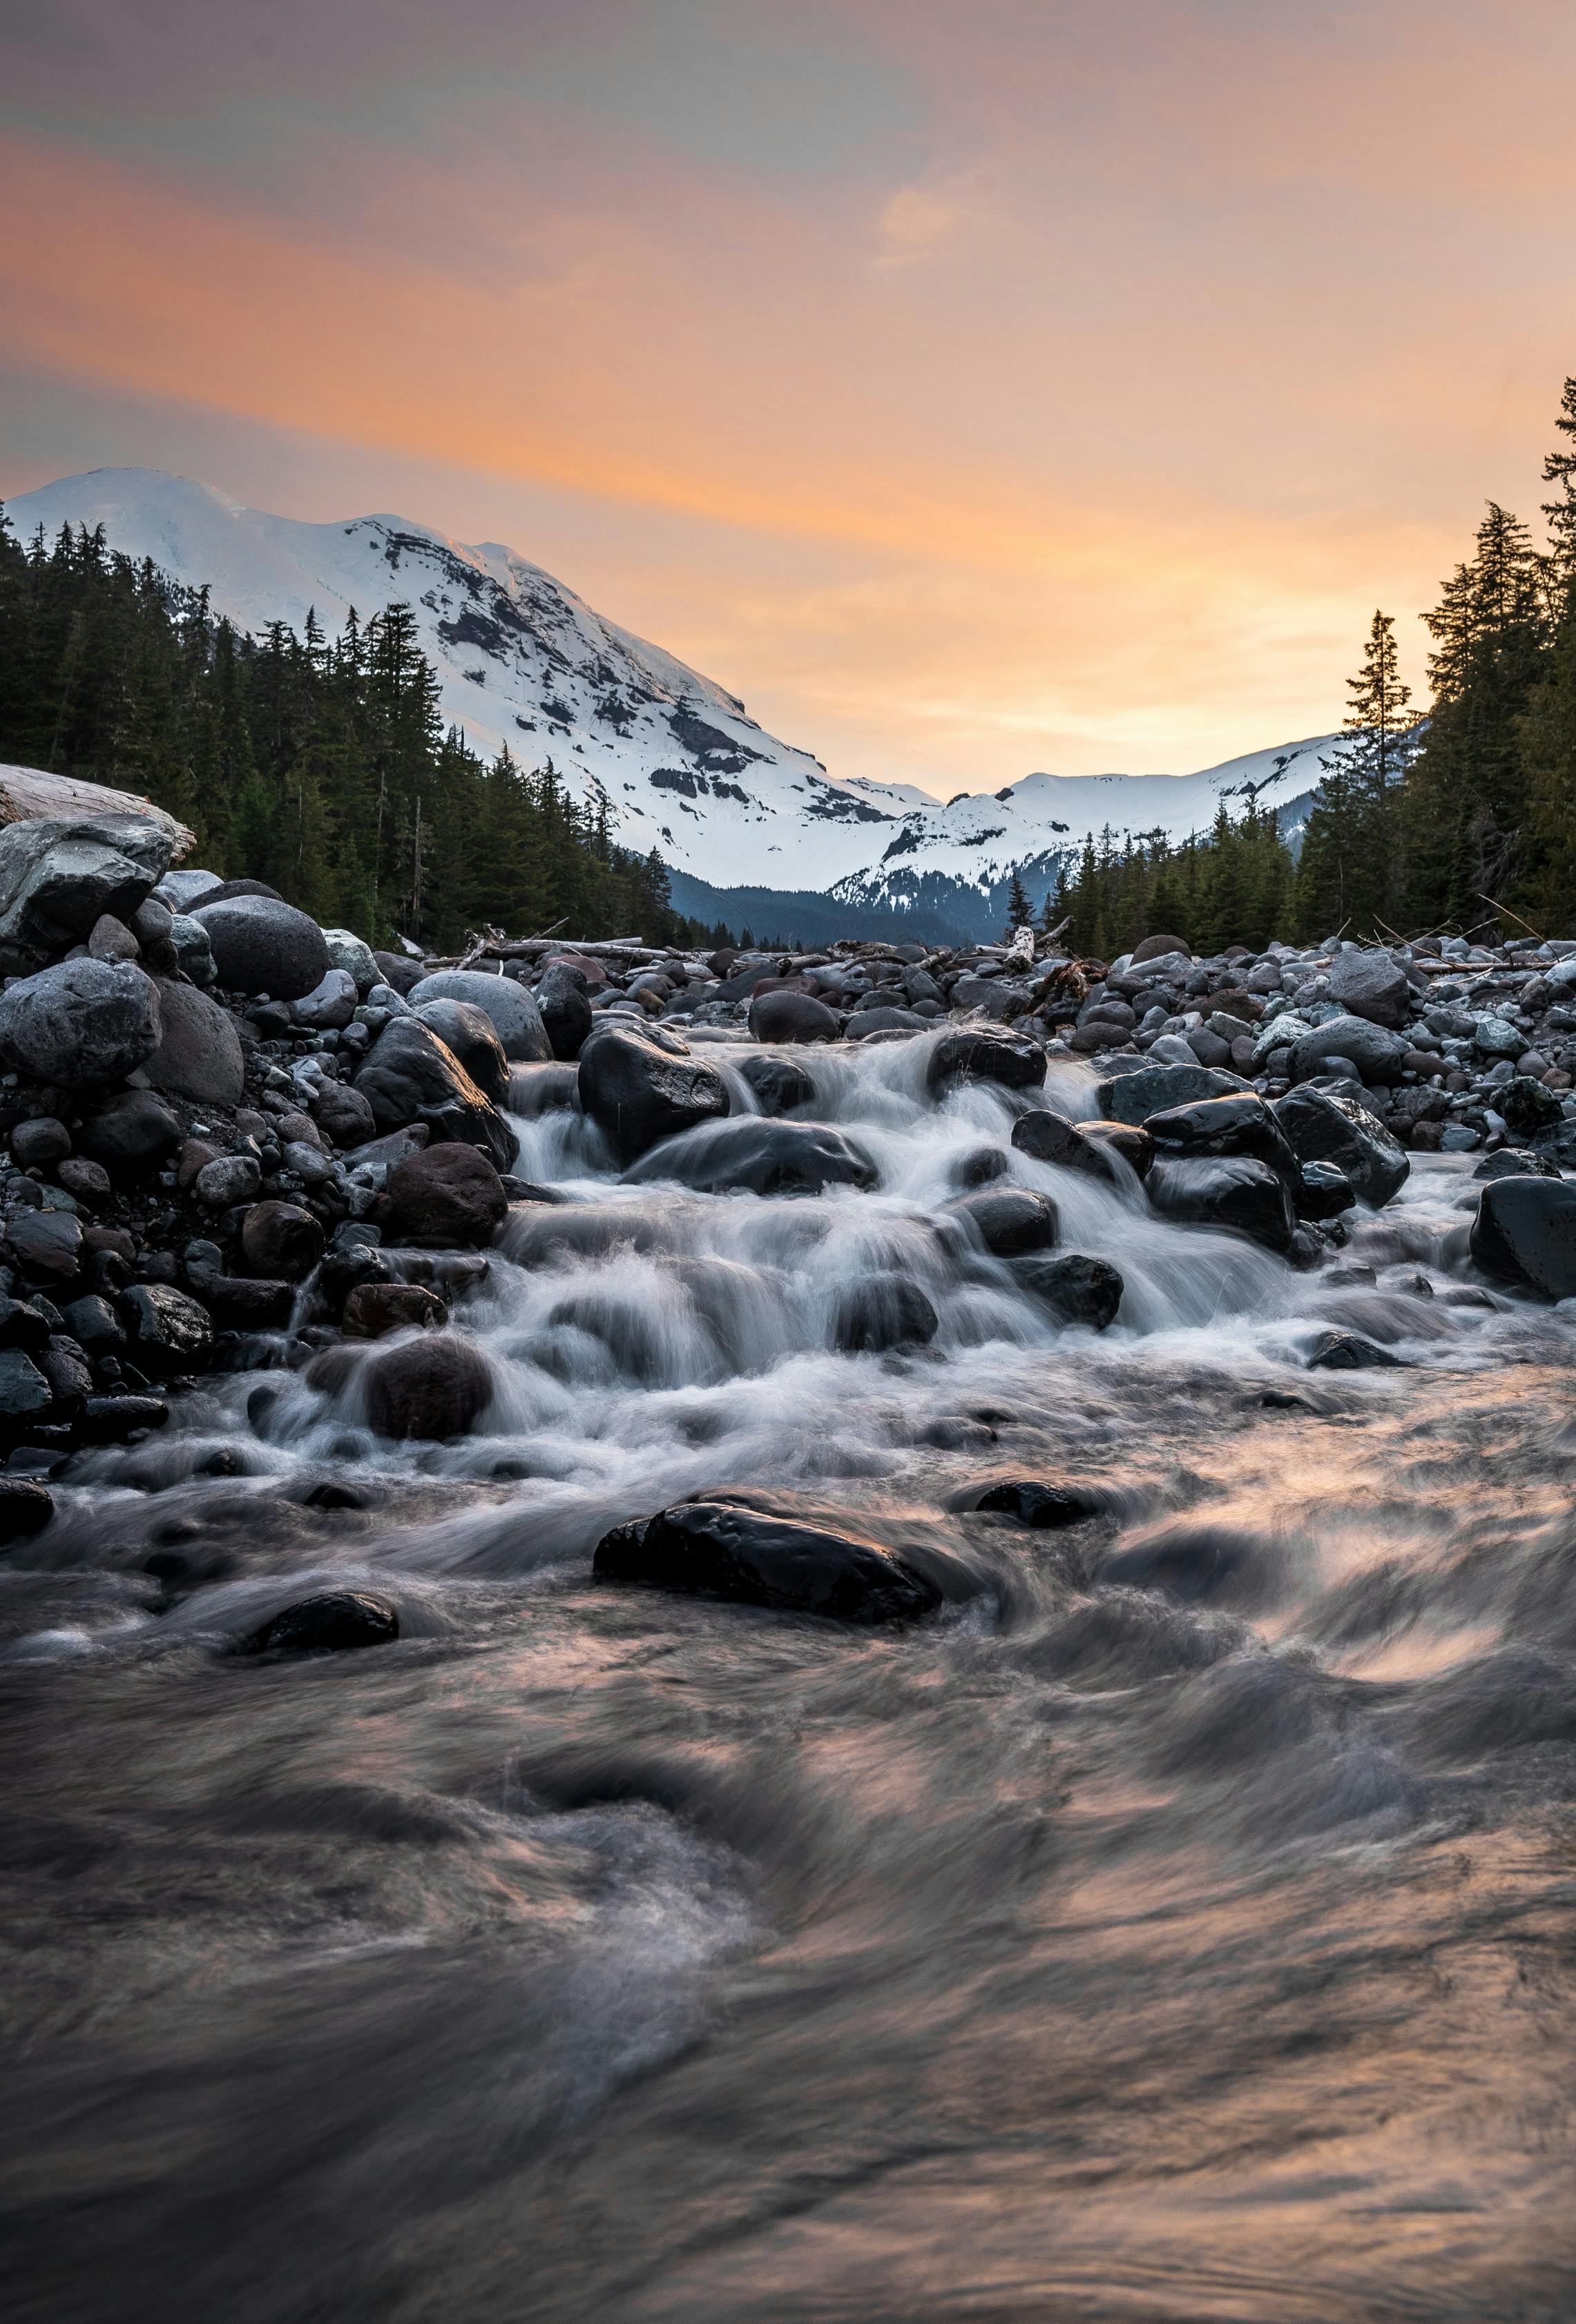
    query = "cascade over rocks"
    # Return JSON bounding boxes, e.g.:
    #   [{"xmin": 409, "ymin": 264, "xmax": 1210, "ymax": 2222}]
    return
[
  {"xmin": 1014, "ymin": 1253, "xmax": 1124, "ymax": 1328},
  {"xmin": 365, "ymin": 1334, "xmax": 492, "ymax": 1439},
  {"xmin": 927, "ymin": 1029, "xmax": 1046, "ymax": 1093},
  {"xmin": 1146, "ymin": 1155, "xmax": 1296, "ymax": 1254},
  {"xmin": 577, "ymin": 1023, "xmax": 729, "ymax": 1164},
  {"xmin": 740, "ymin": 1053, "xmax": 815, "ymax": 1115},
  {"xmin": 623, "ymin": 1117, "xmax": 876, "ymax": 1197},
  {"xmin": 594, "ymin": 1501, "xmax": 946, "ymax": 1624},
  {"xmin": 943, "ymin": 1185, "xmax": 1060, "ymax": 1256},
  {"xmin": 1144, "ymin": 1093, "xmax": 1301, "ymax": 1191},
  {"xmin": 834, "ymin": 1272, "xmax": 939, "ymax": 1352},
  {"xmin": 385, "ymin": 1144, "xmax": 507, "ymax": 1247},
  {"xmin": 1096, "ymin": 1062, "xmax": 1245, "ymax": 1127}
]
